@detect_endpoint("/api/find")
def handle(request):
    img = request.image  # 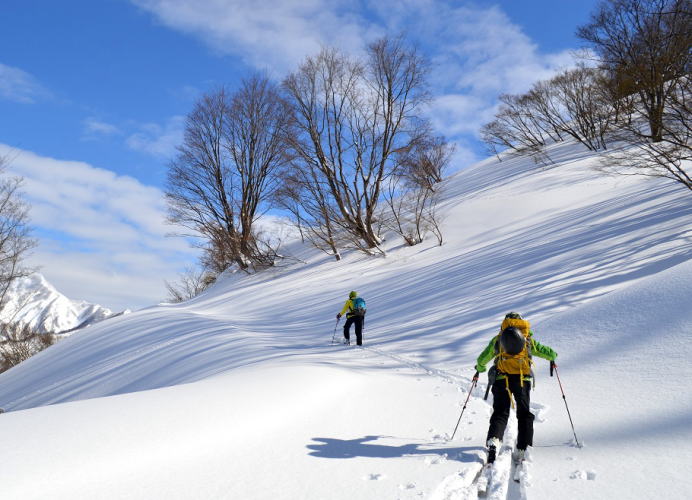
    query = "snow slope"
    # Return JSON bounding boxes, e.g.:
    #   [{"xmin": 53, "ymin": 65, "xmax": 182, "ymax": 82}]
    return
[
  {"xmin": 0, "ymin": 141, "xmax": 691, "ymax": 499},
  {"xmin": 0, "ymin": 273, "xmax": 116, "ymax": 334}
]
